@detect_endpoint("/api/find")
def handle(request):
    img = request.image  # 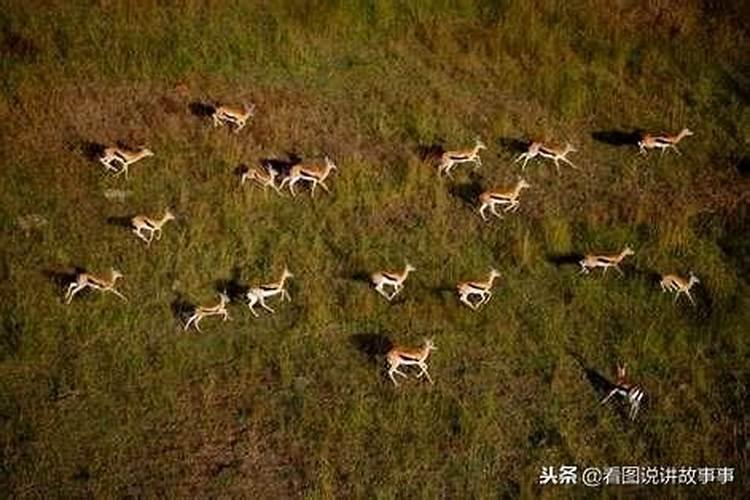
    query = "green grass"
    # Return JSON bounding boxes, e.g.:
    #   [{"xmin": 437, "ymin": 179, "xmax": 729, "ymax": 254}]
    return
[{"xmin": 1, "ymin": 0, "xmax": 748, "ymax": 498}]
